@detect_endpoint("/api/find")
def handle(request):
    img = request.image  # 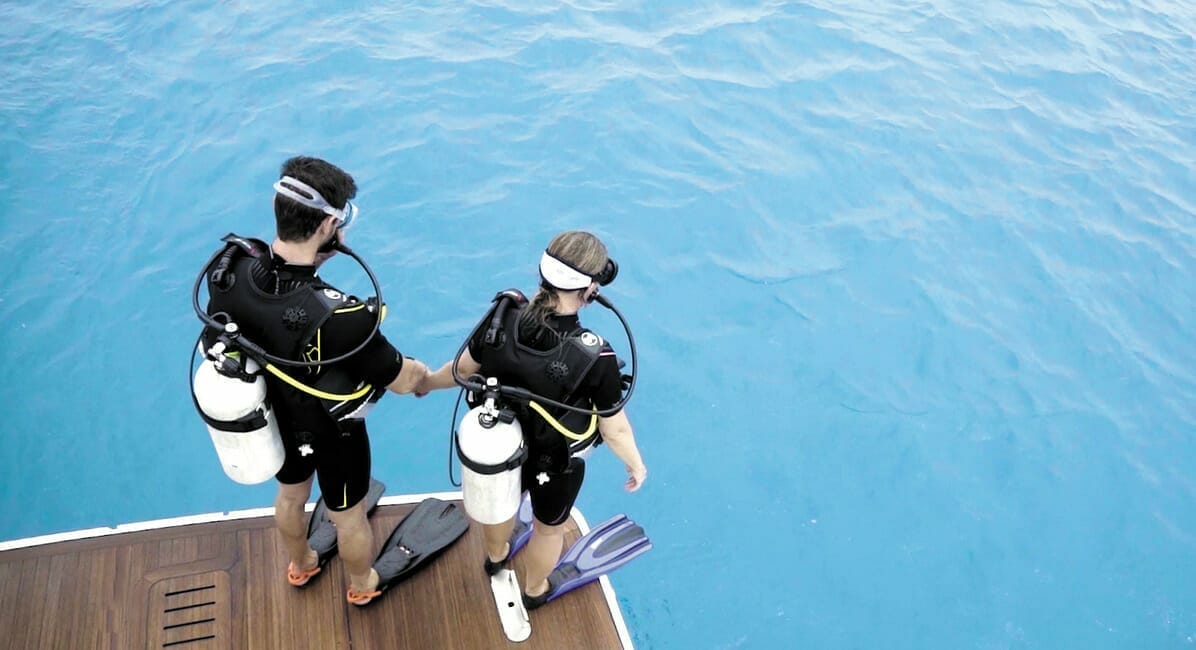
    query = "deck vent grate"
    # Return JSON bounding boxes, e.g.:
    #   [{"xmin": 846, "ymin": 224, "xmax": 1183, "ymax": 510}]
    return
[{"xmin": 148, "ymin": 572, "xmax": 230, "ymax": 649}]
